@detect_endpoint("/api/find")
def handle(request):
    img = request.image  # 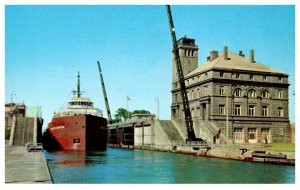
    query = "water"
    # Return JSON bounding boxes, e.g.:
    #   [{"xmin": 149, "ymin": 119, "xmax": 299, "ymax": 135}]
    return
[{"xmin": 44, "ymin": 148, "xmax": 295, "ymax": 184}]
